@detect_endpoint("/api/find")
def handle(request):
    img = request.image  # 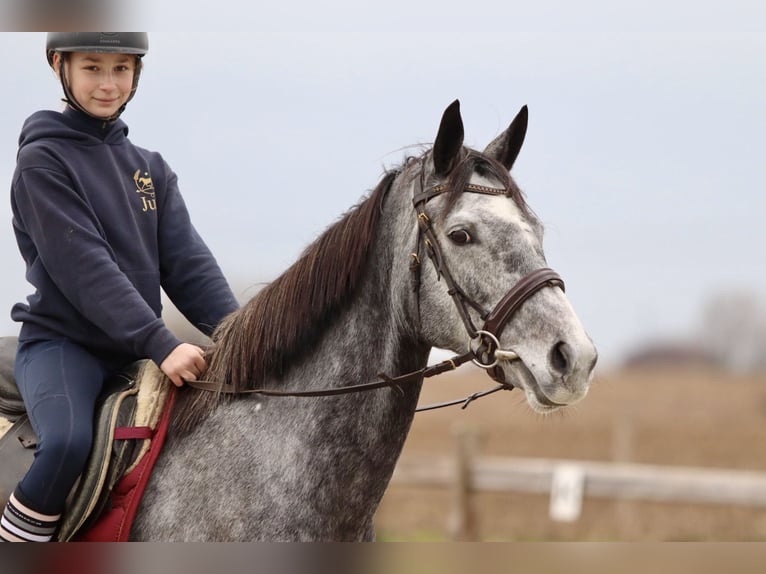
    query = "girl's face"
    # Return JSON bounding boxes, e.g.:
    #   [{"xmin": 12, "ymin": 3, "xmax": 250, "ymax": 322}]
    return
[{"xmin": 54, "ymin": 51, "xmax": 136, "ymax": 119}]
